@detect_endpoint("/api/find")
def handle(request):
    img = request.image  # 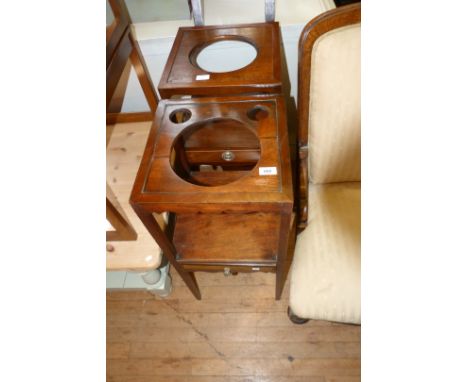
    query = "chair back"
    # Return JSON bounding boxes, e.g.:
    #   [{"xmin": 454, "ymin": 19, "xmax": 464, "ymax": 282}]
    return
[{"xmin": 297, "ymin": 4, "xmax": 361, "ymax": 228}]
